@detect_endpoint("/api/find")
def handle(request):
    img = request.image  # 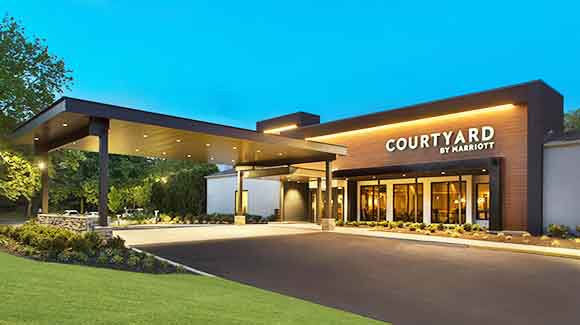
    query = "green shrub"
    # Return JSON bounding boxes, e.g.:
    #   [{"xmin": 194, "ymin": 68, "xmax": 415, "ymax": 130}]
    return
[
  {"xmin": 396, "ymin": 221, "xmax": 405, "ymax": 228},
  {"xmin": 463, "ymin": 223, "xmax": 472, "ymax": 232},
  {"xmin": 427, "ymin": 224, "xmax": 438, "ymax": 233},
  {"xmin": 127, "ymin": 254, "xmax": 141, "ymax": 268},
  {"xmin": 336, "ymin": 220, "xmax": 344, "ymax": 227},
  {"xmin": 142, "ymin": 256, "xmax": 156, "ymax": 272},
  {"xmin": 96, "ymin": 252, "xmax": 109, "ymax": 264},
  {"xmin": 57, "ymin": 251, "xmax": 74, "ymax": 263},
  {"xmin": 70, "ymin": 236, "xmax": 91, "ymax": 255},
  {"xmin": 455, "ymin": 226, "xmax": 465, "ymax": 234},
  {"xmin": 547, "ymin": 224, "xmax": 570, "ymax": 238},
  {"xmin": 111, "ymin": 254, "xmax": 125, "ymax": 265},
  {"xmin": 367, "ymin": 221, "xmax": 377, "ymax": 227},
  {"xmin": 418, "ymin": 223, "xmax": 426, "ymax": 230},
  {"xmin": 471, "ymin": 224, "xmax": 481, "ymax": 232},
  {"xmin": 436, "ymin": 223, "xmax": 445, "ymax": 231},
  {"xmin": 106, "ymin": 236, "xmax": 126, "ymax": 250},
  {"xmin": 378, "ymin": 221, "xmax": 389, "ymax": 227},
  {"xmin": 408, "ymin": 224, "xmax": 417, "ymax": 231},
  {"xmin": 63, "ymin": 251, "xmax": 89, "ymax": 264}
]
